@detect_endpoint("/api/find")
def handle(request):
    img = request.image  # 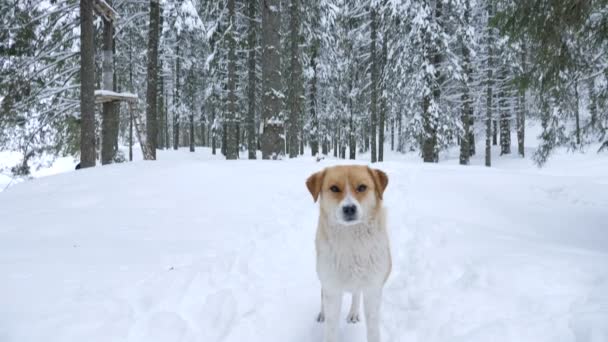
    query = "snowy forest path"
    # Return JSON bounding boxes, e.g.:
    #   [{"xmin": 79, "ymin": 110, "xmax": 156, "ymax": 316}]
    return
[{"xmin": 0, "ymin": 154, "xmax": 606, "ymax": 342}]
